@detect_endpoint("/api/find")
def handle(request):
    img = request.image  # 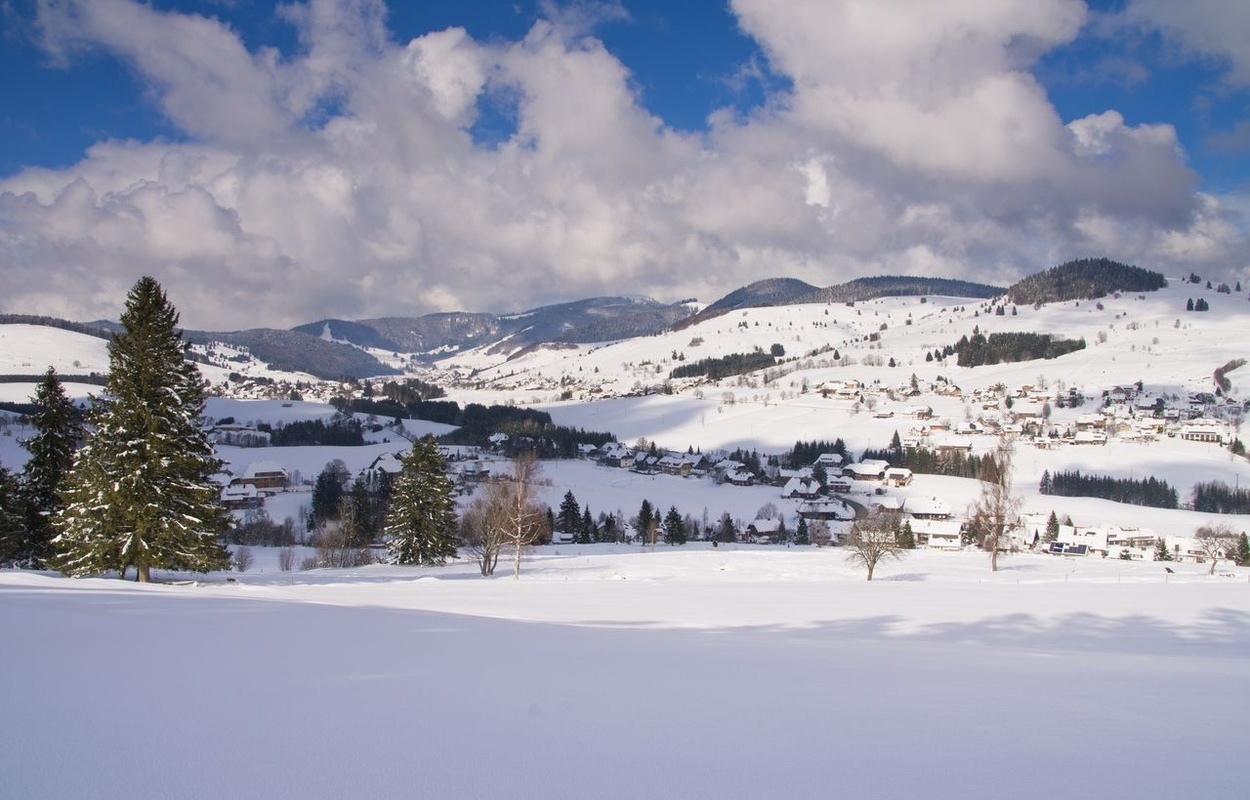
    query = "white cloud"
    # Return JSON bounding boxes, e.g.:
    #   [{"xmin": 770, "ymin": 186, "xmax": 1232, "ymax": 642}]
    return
[
  {"xmin": 1, "ymin": 0, "xmax": 1246, "ymax": 330},
  {"xmin": 1123, "ymin": 0, "xmax": 1250, "ymax": 87}
]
